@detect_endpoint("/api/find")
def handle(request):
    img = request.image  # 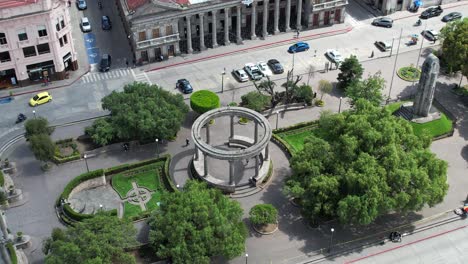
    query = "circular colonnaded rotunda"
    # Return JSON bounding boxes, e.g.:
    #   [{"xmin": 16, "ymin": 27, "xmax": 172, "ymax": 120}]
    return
[{"xmin": 191, "ymin": 106, "xmax": 272, "ymax": 193}]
